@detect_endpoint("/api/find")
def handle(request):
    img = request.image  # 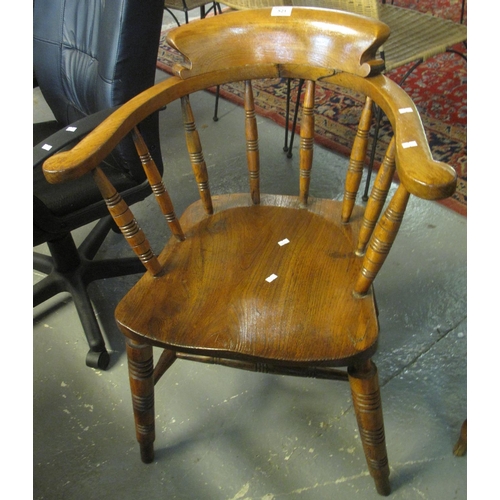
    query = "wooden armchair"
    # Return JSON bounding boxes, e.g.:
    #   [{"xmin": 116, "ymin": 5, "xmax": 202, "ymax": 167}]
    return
[{"xmin": 43, "ymin": 8, "xmax": 457, "ymax": 495}]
